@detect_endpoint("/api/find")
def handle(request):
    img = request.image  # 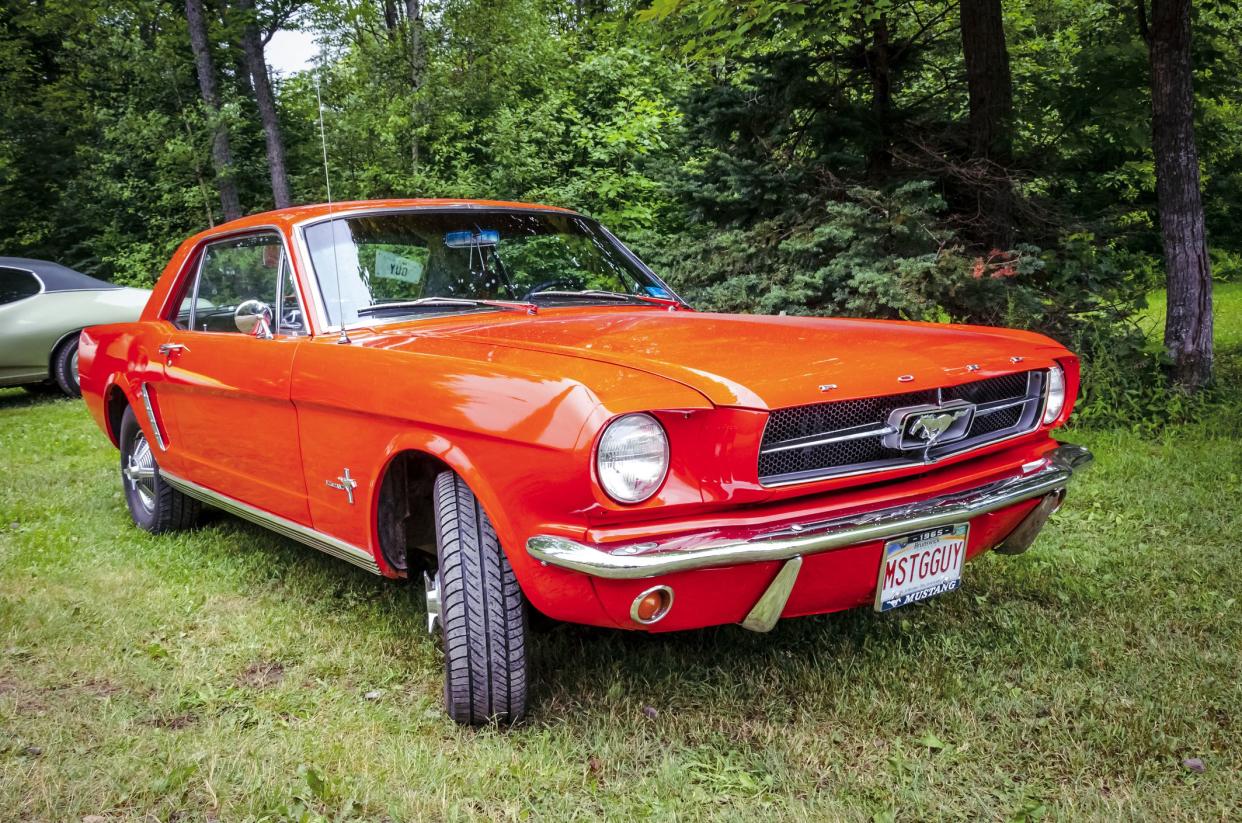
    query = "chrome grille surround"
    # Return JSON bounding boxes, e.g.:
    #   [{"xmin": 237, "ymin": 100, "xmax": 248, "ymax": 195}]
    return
[{"xmin": 758, "ymin": 370, "xmax": 1046, "ymax": 486}]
